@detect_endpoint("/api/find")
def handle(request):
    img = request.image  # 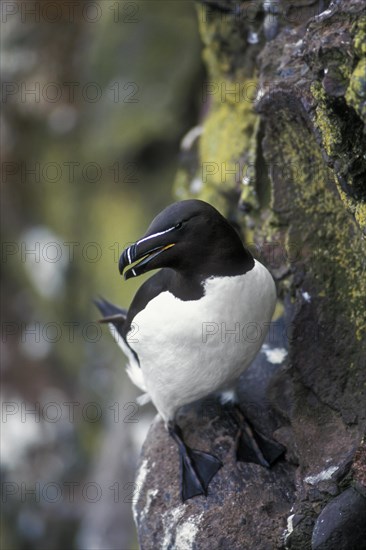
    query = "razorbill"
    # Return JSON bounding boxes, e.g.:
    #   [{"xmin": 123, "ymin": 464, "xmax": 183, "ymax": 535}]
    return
[{"xmin": 95, "ymin": 199, "xmax": 285, "ymax": 501}]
